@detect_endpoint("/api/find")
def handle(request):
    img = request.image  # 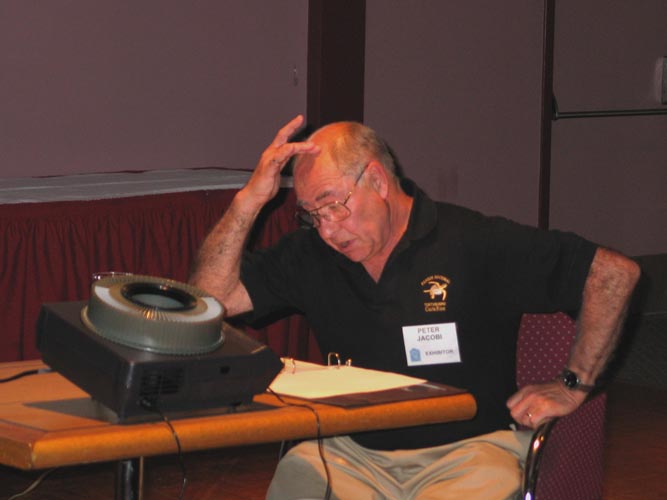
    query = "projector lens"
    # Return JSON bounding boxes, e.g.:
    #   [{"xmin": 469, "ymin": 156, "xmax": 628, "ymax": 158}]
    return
[{"xmin": 121, "ymin": 283, "xmax": 197, "ymax": 311}]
